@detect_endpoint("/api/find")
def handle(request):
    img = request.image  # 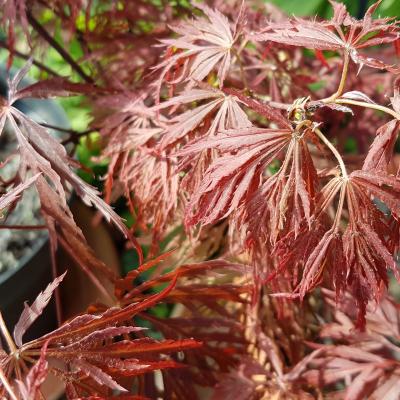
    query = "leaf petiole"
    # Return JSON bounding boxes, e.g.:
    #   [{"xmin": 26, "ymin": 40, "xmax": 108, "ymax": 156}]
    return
[
  {"xmin": 335, "ymin": 98, "xmax": 400, "ymax": 120},
  {"xmin": 322, "ymin": 50, "xmax": 350, "ymax": 103},
  {"xmin": 0, "ymin": 312, "xmax": 17, "ymax": 354},
  {"xmin": 0, "ymin": 367, "xmax": 18, "ymax": 400},
  {"xmin": 314, "ymin": 127, "xmax": 348, "ymax": 180}
]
